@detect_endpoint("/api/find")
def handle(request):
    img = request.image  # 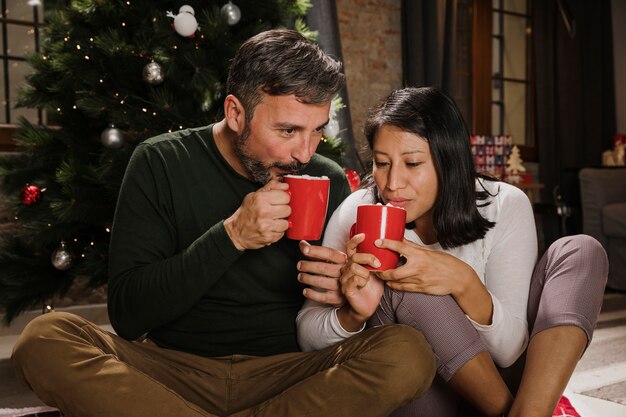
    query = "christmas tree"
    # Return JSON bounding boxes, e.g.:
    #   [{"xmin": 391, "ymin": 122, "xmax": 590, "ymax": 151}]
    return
[
  {"xmin": 0, "ymin": 0, "xmax": 344, "ymax": 324},
  {"xmin": 505, "ymin": 145, "xmax": 526, "ymax": 184}
]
